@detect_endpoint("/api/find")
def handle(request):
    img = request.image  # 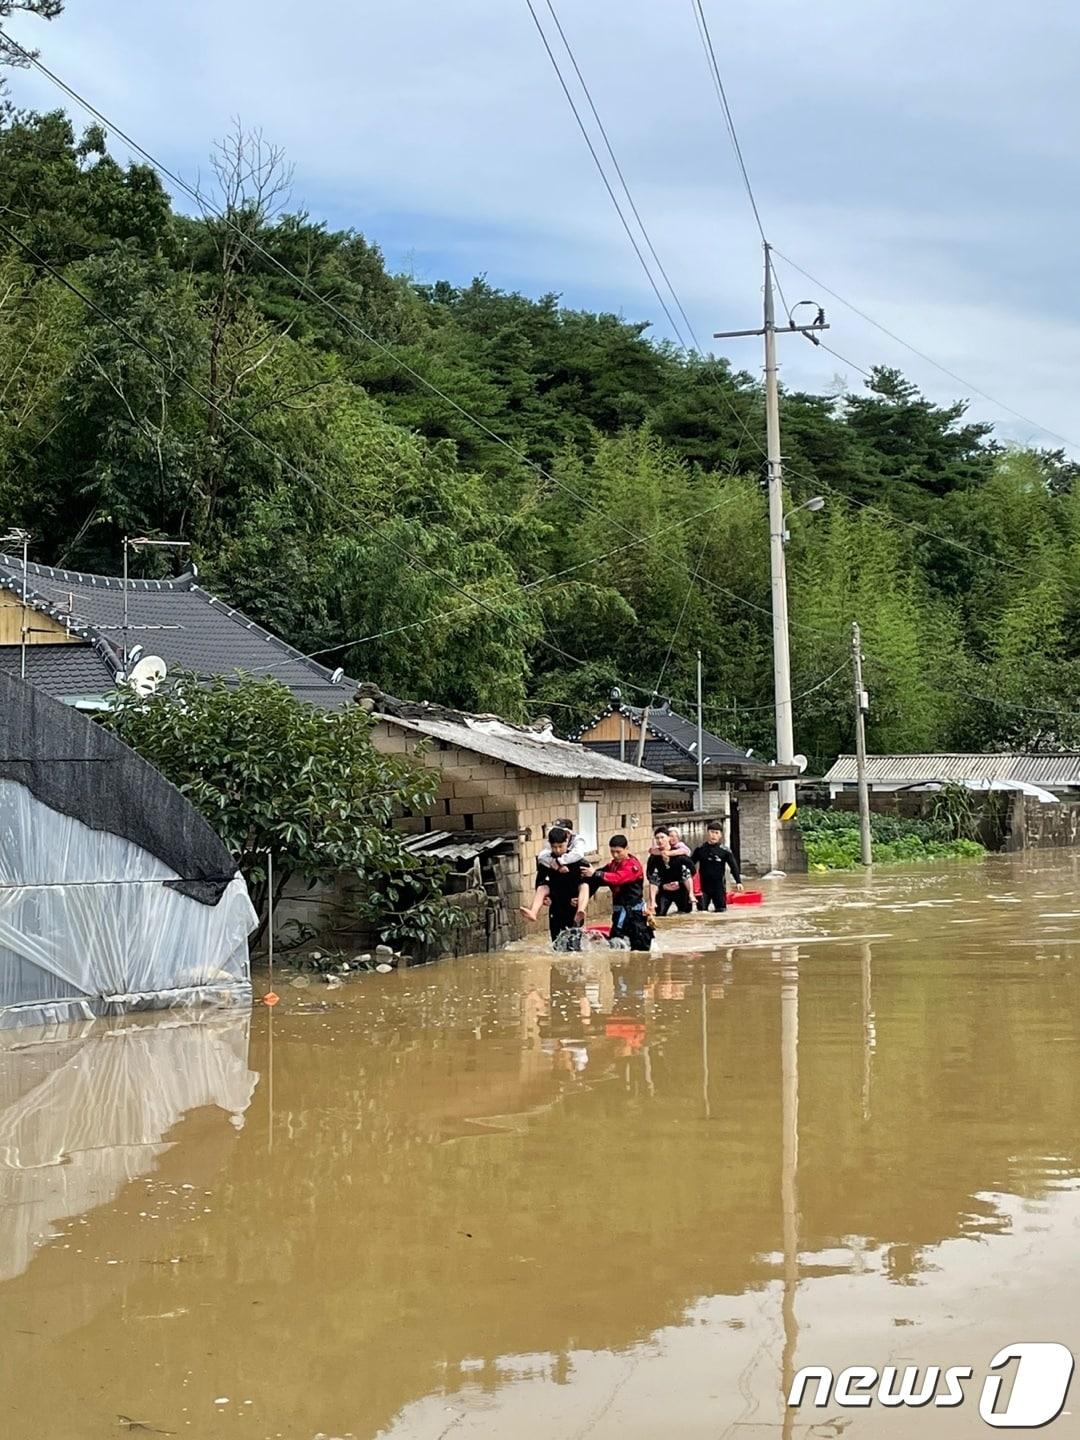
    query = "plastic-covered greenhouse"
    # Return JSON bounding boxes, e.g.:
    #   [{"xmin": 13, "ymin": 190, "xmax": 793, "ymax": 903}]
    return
[{"xmin": 0, "ymin": 671, "xmax": 255, "ymax": 1027}]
